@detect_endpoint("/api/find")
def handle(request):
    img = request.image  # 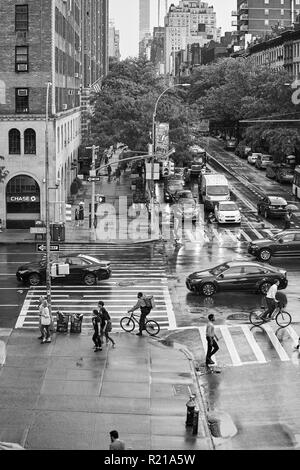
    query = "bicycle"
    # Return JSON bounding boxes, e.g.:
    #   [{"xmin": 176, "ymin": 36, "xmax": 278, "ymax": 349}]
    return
[
  {"xmin": 120, "ymin": 311, "xmax": 160, "ymax": 337},
  {"xmin": 249, "ymin": 303, "xmax": 292, "ymax": 328}
]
